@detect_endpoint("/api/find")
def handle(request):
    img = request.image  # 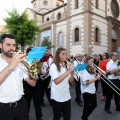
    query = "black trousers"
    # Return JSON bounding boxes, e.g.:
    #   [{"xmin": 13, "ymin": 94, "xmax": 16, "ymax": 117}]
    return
[
  {"xmin": 105, "ymin": 79, "xmax": 120, "ymax": 110},
  {"xmin": 23, "ymin": 80, "xmax": 42, "ymax": 119},
  {"xmin": 52, "ymin": 99, "xmax": 71, "ymax": 120},
  {"xmin": 0, "ymin": 96, "xmax": 29, "ymax": 120},
  {"xmin": 81, "ymin": 93, "xmax": 97, "ymax": 120},
  {"xmin": 75, "ymin": 79, "xmax": 82, "ymax": 103},
  {"xmin": 39, "ymin": 76, "xmax": 51, "ymax": 105}
]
